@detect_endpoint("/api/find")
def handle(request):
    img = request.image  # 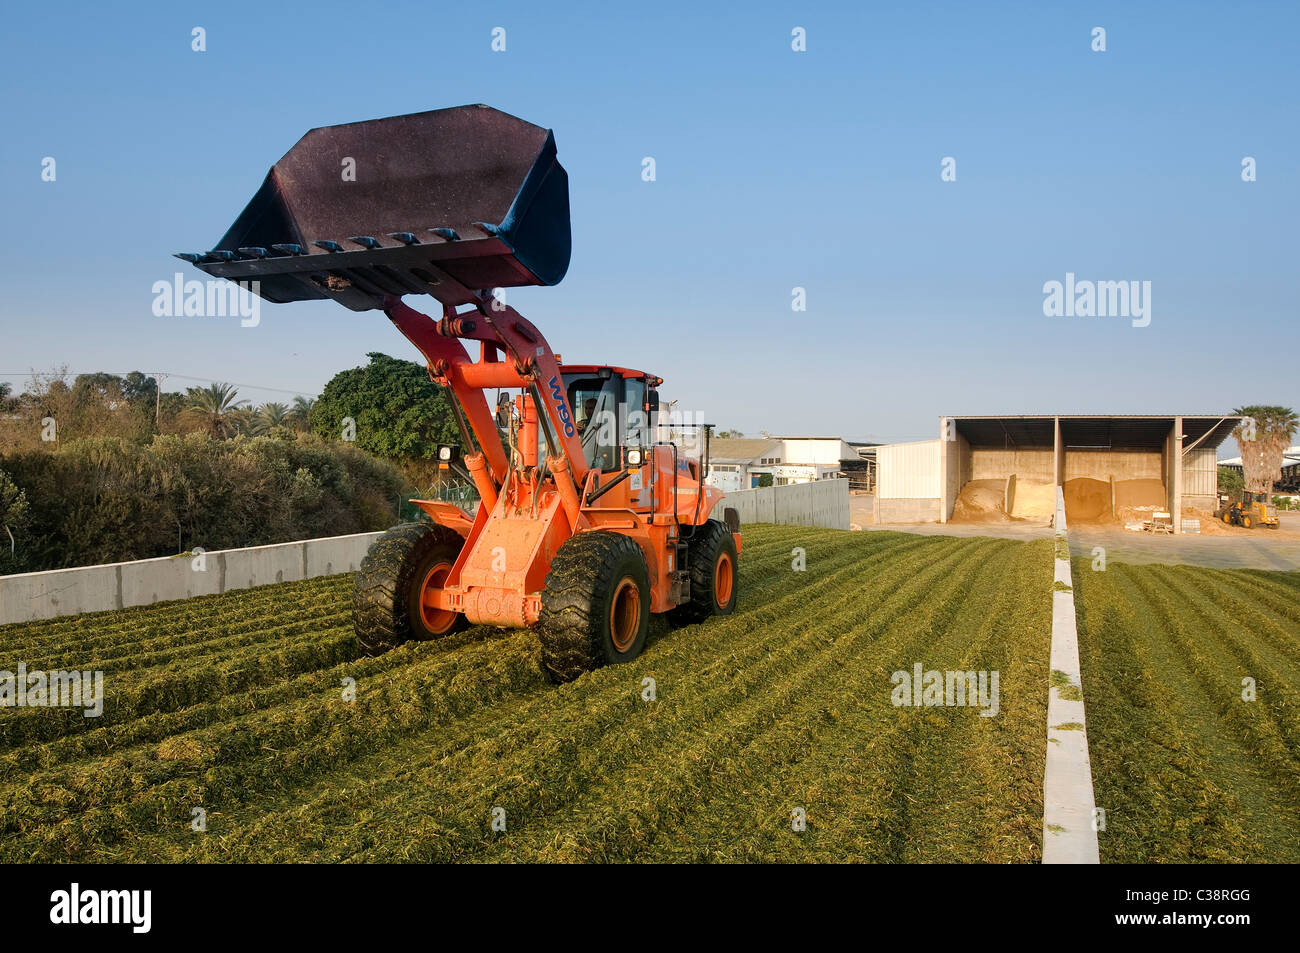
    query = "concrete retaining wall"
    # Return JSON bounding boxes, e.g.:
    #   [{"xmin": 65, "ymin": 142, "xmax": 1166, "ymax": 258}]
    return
[
  {"xmin": 971, "ymin": 448, "xmax": 1054, "ymax": 483},
  {"xmin": 874, "ymin": 497, "xmax": 943, "ymax": 524},
  {"xmin": 0, "ymin": 532, "xmax": 383, "ymax": 626},
  {"xmin": 1065, "ymin": 449, "xmax": 1162, "ymax": 481},
  {"xmin": 719, "ymin": 478, "xmax": 850, "ymax": 530}
]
